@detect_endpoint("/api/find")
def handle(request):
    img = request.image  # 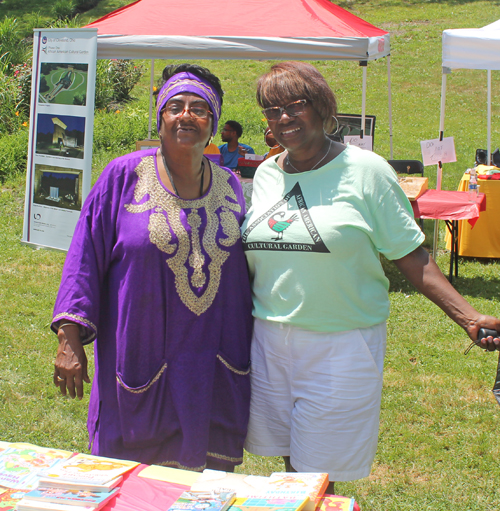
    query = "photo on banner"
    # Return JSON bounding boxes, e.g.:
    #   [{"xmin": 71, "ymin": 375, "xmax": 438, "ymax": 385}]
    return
[{"xmin": 22, "ymin": 28, "xmax": 97, "ymax": 252}]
